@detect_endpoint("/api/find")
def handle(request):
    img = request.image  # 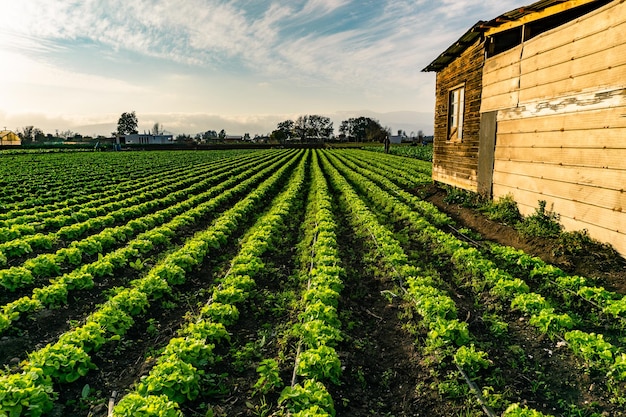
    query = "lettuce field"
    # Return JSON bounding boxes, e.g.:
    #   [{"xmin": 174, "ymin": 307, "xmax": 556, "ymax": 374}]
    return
[{"xmin": 1, "ymin": 149, "xmax": 625, "ymax": 417}]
